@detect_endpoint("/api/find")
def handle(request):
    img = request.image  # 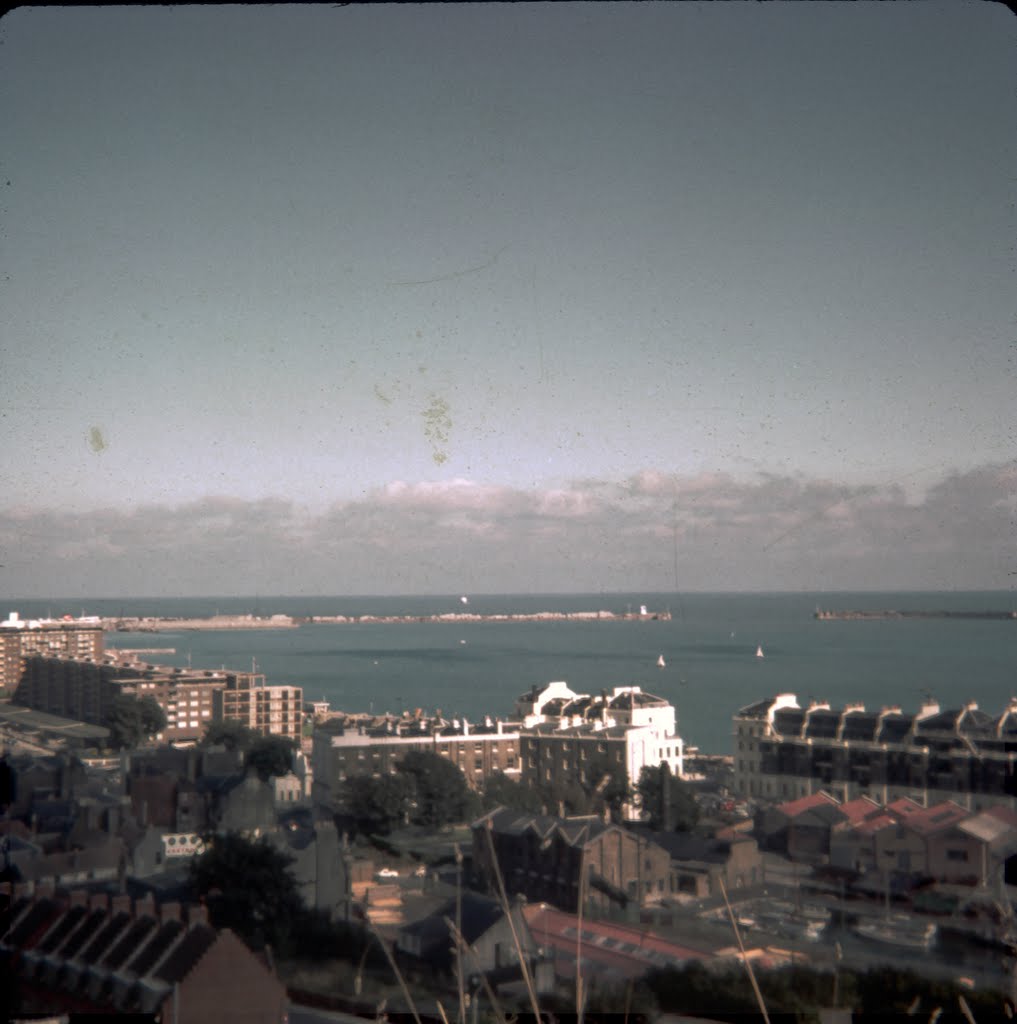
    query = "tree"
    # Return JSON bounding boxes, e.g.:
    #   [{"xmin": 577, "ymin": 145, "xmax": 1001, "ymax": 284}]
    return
[
  {"xmin": 201, "ymin": 719, "xmax": 257, "ymax": 751},
  {"xmin": 190, "ymin": 832, "xmax": 304, "ymax": 953},
  {"xmin": 637, "ymin": 763, "xmax": 700, "ymax": 832},
  {"xmin": 105, "ymin": 694, "xmax": 167, "ymax": 750},
  {"xmin": 398, "ymin": 750, "xmax": 477, "ymax": 828},
  {"xmin": 245, "ymin": 735, "xmax": 295, "ymax": 781},
  {"xmin": 138, "ymin": 695, "xmax": 167, "ymax": 735},
  {"xmin": 342, "ymin": 773, "xmax": 415, "ymax": 836},
  {"xmin": 482, "ymin": 772, "xmax": 544, "ymax": 814}
]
